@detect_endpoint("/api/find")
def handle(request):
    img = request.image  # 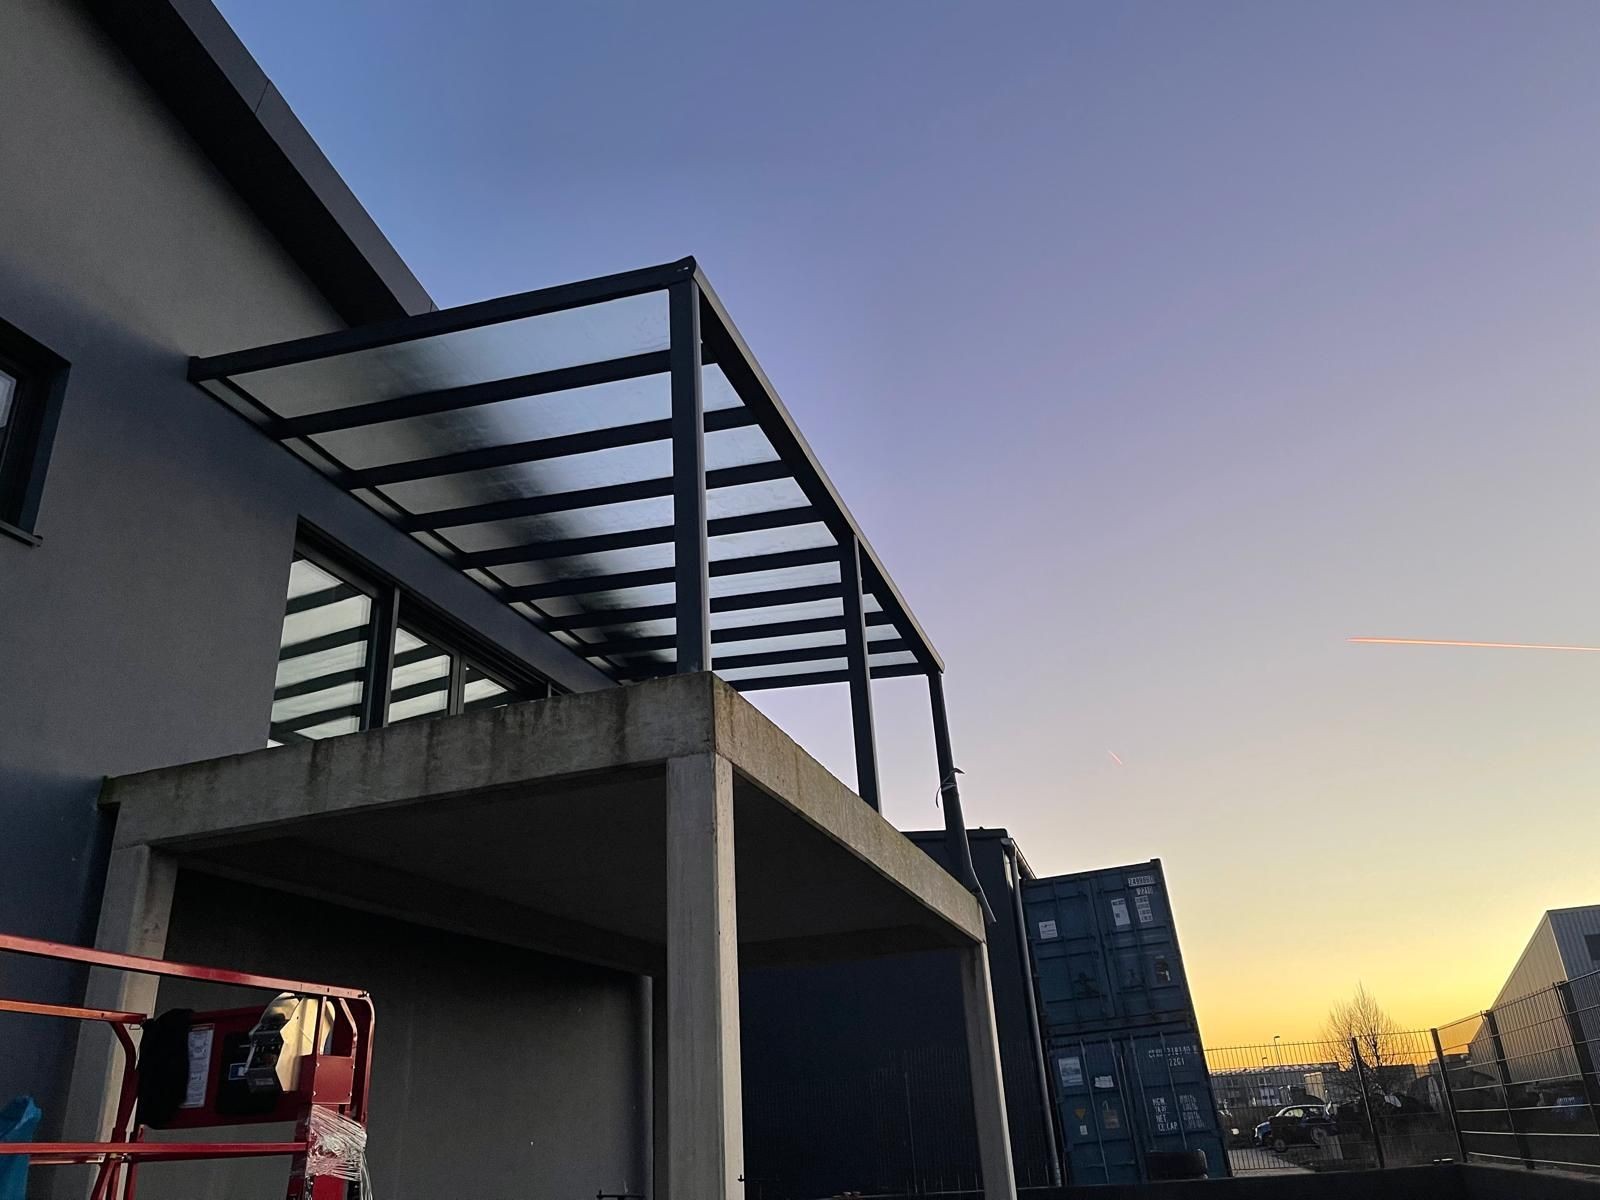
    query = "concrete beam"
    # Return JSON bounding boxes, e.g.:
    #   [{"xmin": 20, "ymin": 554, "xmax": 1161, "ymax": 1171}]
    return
[
  {"xmin": 960, "ymin": 941, "xmax": 1018, "ymax": 1200},
  {"xmin": 665, "ymin": 754, "xmax": 743, "ymax": 1200},
  {"xmin": 711, "ymin": 677, "xmax": 983, "ymax": 944},
  {"xmin": 105, "ymin": 673, "xmax": 718, "ymax": 848}
]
